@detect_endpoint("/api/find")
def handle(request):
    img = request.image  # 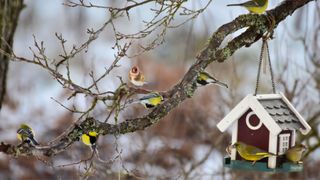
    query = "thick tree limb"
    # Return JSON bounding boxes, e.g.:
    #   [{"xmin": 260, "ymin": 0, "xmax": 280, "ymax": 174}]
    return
[{"xmin": 0, "ymin": 0, "xmax": 315, "ymax": 157}]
